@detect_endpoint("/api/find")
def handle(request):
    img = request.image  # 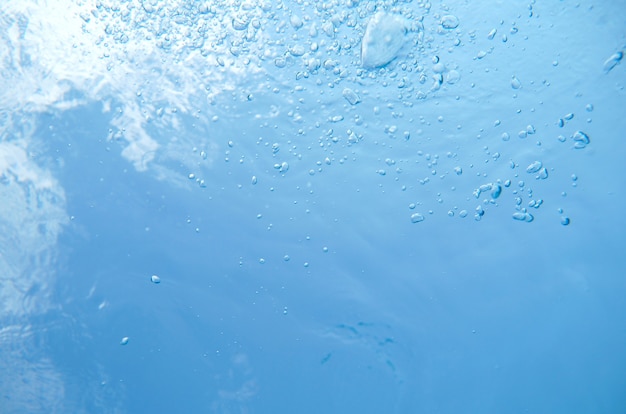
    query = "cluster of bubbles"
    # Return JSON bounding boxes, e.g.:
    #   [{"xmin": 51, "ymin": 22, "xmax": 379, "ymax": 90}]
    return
[{"xmin": 79, "ymin": 0, "xmax": 598, "ymax": 229}]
